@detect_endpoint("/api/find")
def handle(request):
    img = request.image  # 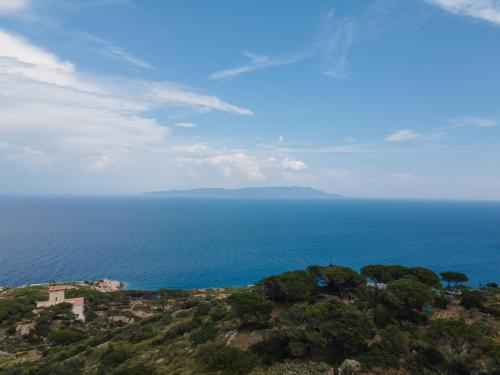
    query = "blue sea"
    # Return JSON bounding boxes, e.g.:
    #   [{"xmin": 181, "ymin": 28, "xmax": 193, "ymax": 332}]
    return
[{"xmin": 0, "ymin": 196, "xmax": 498, "ymax": 289}]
